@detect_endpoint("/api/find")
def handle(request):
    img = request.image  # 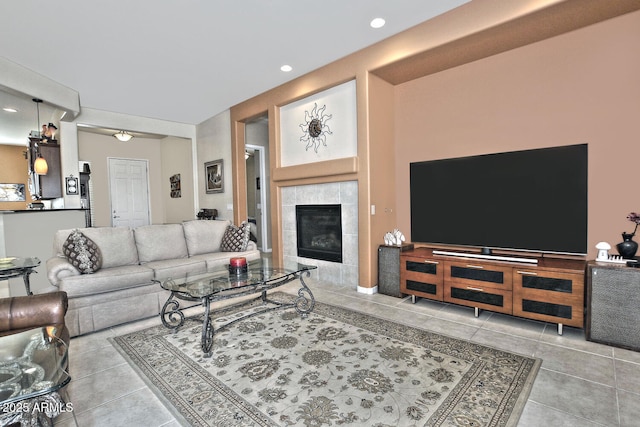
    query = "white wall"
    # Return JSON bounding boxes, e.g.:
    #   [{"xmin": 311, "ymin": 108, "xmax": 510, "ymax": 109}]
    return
[{"xmin": 196, "ymin": 110, "xmax": 235, "ymax": 221}]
